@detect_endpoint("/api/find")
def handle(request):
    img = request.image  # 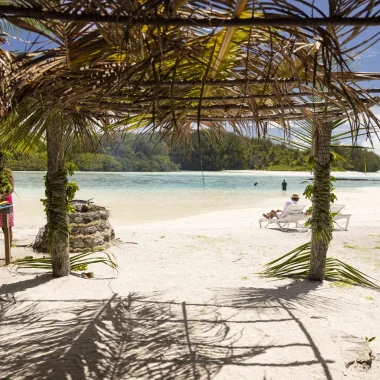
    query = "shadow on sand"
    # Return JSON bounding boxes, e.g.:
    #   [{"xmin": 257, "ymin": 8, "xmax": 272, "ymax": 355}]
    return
[{"xmin": 0, "ymin": 278, "xmax": 341, "ymax": 379}]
